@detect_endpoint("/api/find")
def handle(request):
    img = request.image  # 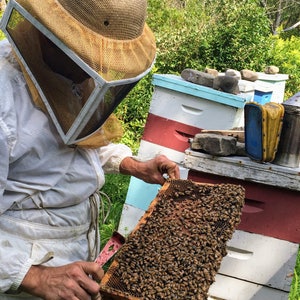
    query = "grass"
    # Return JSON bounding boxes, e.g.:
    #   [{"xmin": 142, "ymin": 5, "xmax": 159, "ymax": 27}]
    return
[
  {"xmin": 100, "ymin": 174, "xmax": 300, "ymax": 299},
  {"xmin": 290, "ymin": 252, "xmax": 300, "ymax": 300},
  {"xmin": 99, "ymin": 174, "xmax": 130, "ymax": 249}
]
